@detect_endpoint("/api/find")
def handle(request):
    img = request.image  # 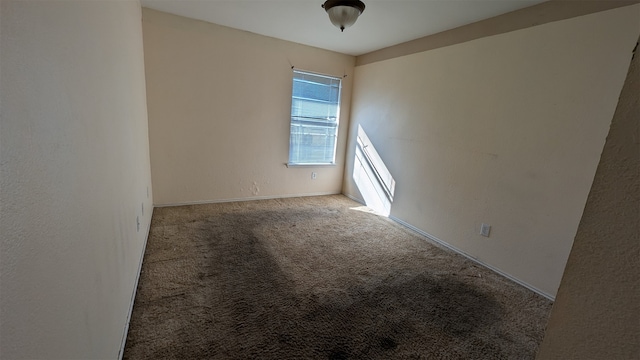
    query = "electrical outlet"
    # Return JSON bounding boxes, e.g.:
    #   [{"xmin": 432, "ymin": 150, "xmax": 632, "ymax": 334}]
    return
[
  {"xmin": 311, "ymin": 172, "xmax": 317, "ymax": 180},
  {"xmin": 480, "ymin": 223, "xmax": 491, "ymax": 237}
]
